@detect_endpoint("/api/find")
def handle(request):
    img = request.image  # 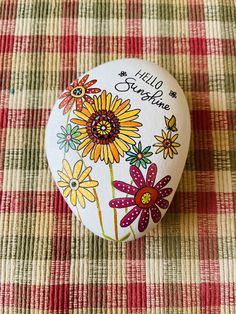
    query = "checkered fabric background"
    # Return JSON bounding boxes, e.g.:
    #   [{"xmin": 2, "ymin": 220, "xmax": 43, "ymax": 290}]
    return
[{"xmin": 0, "ymin": 0, "xmax": 235, "ymax": 313}]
